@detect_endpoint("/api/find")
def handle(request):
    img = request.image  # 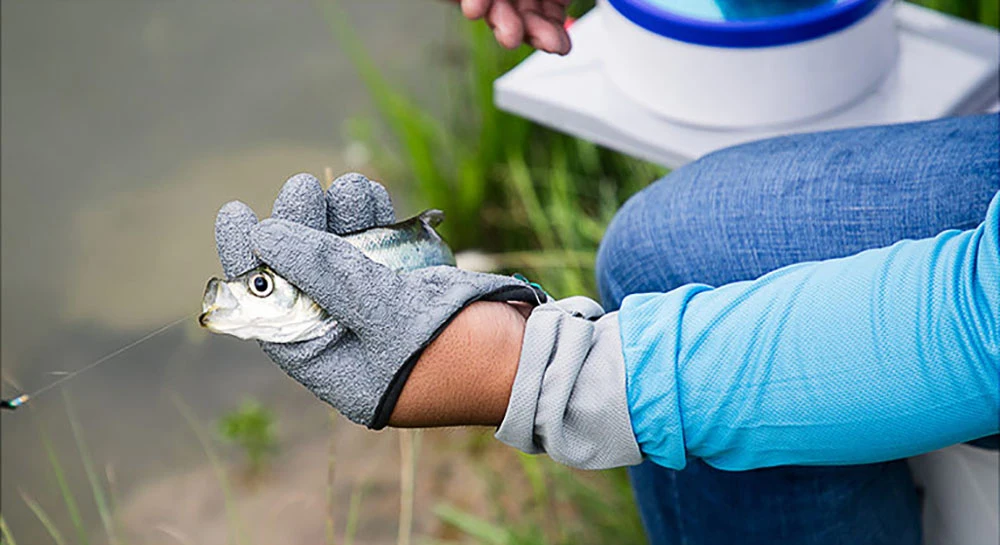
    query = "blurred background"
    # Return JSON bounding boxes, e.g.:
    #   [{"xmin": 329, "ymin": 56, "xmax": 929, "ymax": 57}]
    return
[{"xmin": 1, "ymin": 1, "xmax": 995, "ymax": 544}]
